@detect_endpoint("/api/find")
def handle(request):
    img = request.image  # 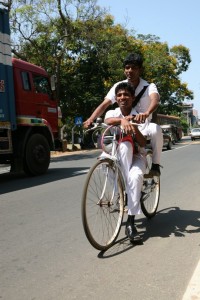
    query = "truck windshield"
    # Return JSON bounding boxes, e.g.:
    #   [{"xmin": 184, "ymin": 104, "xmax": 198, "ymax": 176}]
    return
[{"xmin": 33, "ymin": 75, "xmax": 53, "ymax": 98}]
